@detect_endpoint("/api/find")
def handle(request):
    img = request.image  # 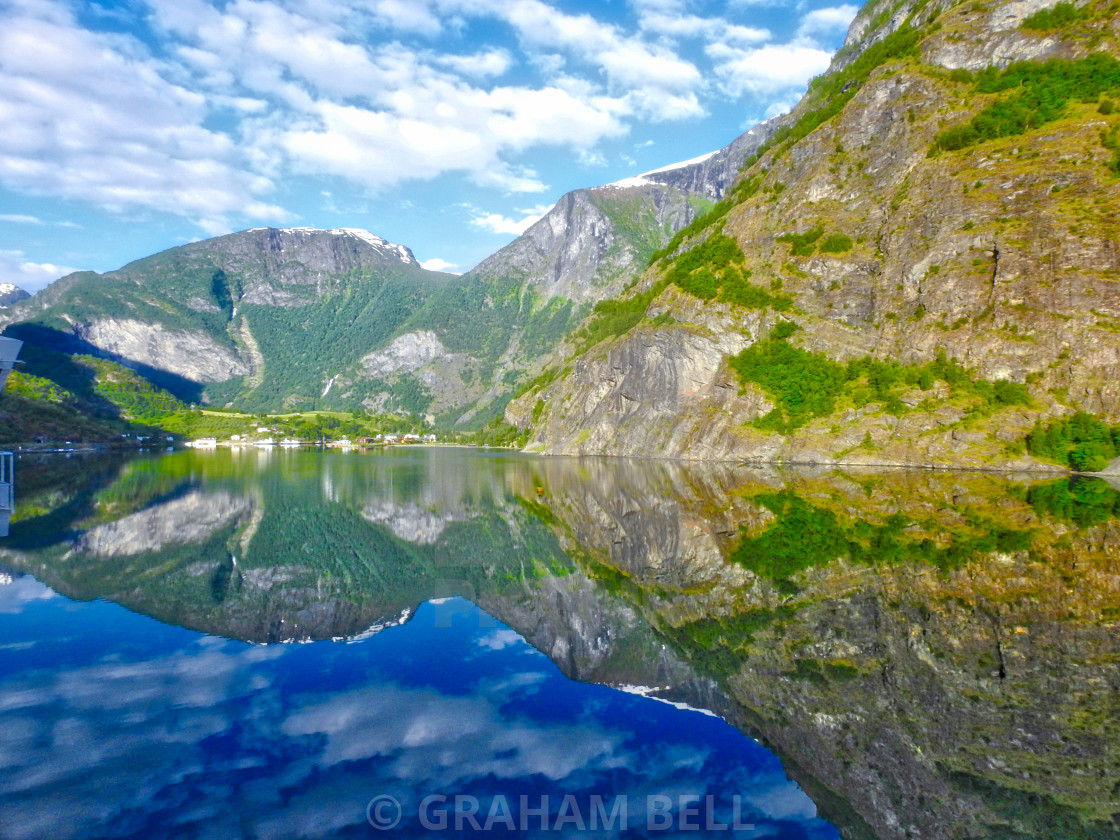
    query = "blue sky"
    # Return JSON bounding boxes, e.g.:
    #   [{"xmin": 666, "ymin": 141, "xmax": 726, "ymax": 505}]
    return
[{"xmin": 0, "ymin": 0, "xmax": 858, "ymax": 290}]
